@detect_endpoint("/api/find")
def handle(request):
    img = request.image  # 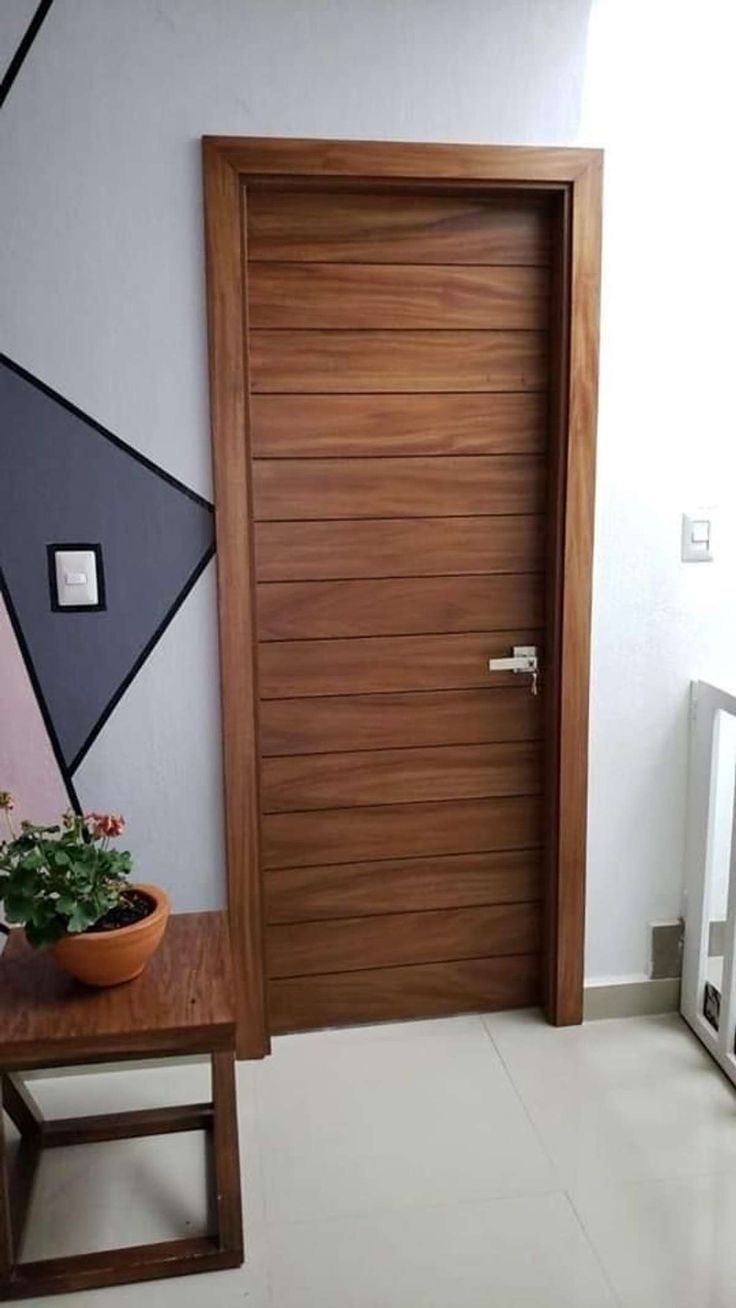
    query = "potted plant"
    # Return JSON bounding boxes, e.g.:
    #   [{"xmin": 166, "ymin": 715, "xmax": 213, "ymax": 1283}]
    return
[{"xmin": 0, "ymin": 792, "xmax": 169, "ymax": 987}]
